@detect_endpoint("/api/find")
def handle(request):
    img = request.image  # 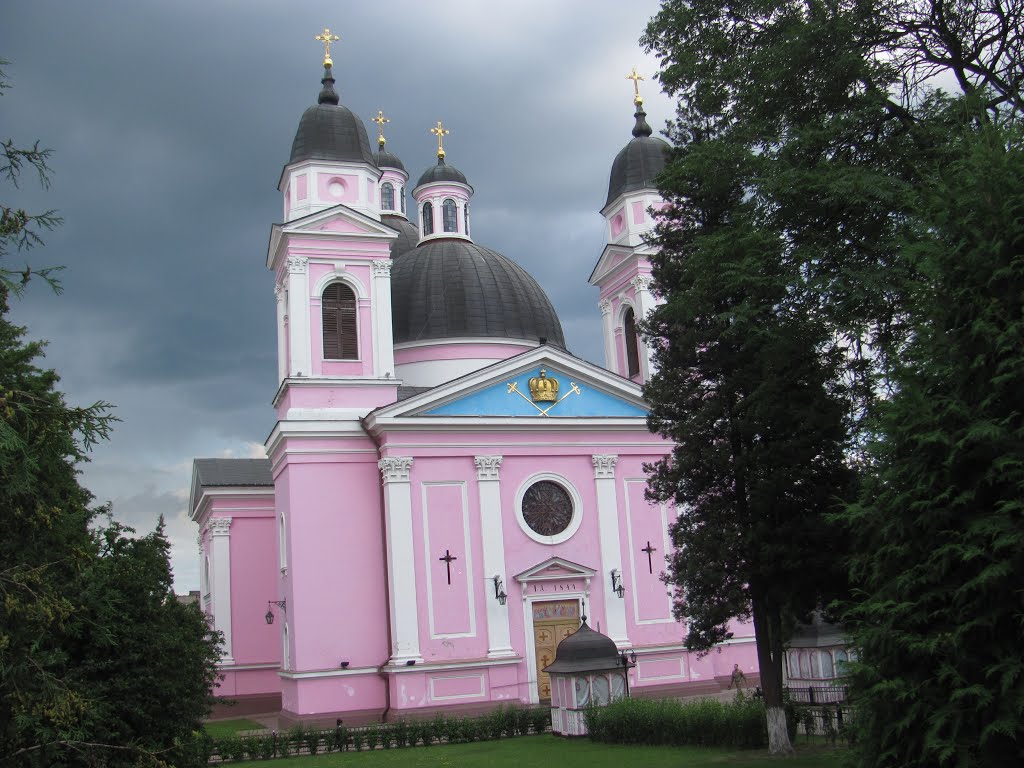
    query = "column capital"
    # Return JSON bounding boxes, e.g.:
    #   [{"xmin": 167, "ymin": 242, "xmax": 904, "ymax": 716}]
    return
[
  {"xmin": 592, "ymin": 454, "xmax": 619, "ymax": 479},
  {"xmin": 274, "ymin": 283, "xmax": 286, "ymax": 302},
  {"xmin": 598, "ymin": 298, "xmax": 613, "ymax": 316},
  {"xmin": 208, "ymin": 517, "xmax": 233, "ymax": 536},
  {"xmin": 378, "ymin": 456, "xmax": 414, "ymax": 483},
  {"xmin": 474, "ymin": 455, "xmax": 503, "ymax": 481},
  {"xmin": 372, "ymin": 259, "xmax": 392, "ymax": 277},
  {"xmin": 630, "ymin": 274, "xmax": 654, "ymax": 293},
  {"xmin": 286, "ymin": 255, "xmax": 308, "ymax": 274}
]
